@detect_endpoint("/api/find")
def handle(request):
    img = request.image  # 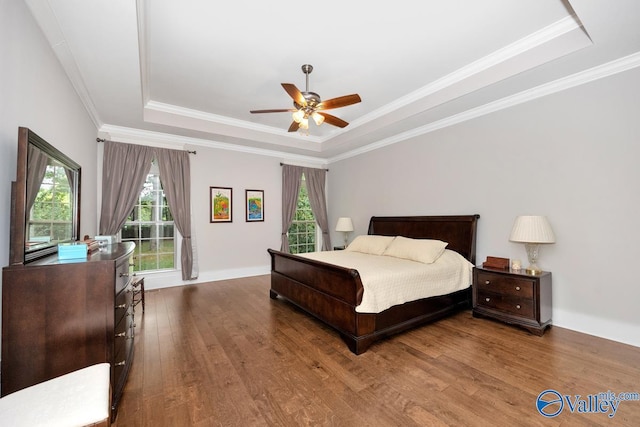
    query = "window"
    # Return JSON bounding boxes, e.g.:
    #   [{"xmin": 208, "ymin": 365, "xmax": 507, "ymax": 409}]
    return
[
  {"xmin": 29, "ymin": 161, "xmax": 72, "ymax": 243},
  {"xmin": 121, "ymin": 164, "xmax": 175, "ymax": 272},
  {"xmin": 288, "ymin": 174, "xmax": 317, "ymax": 254}
]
